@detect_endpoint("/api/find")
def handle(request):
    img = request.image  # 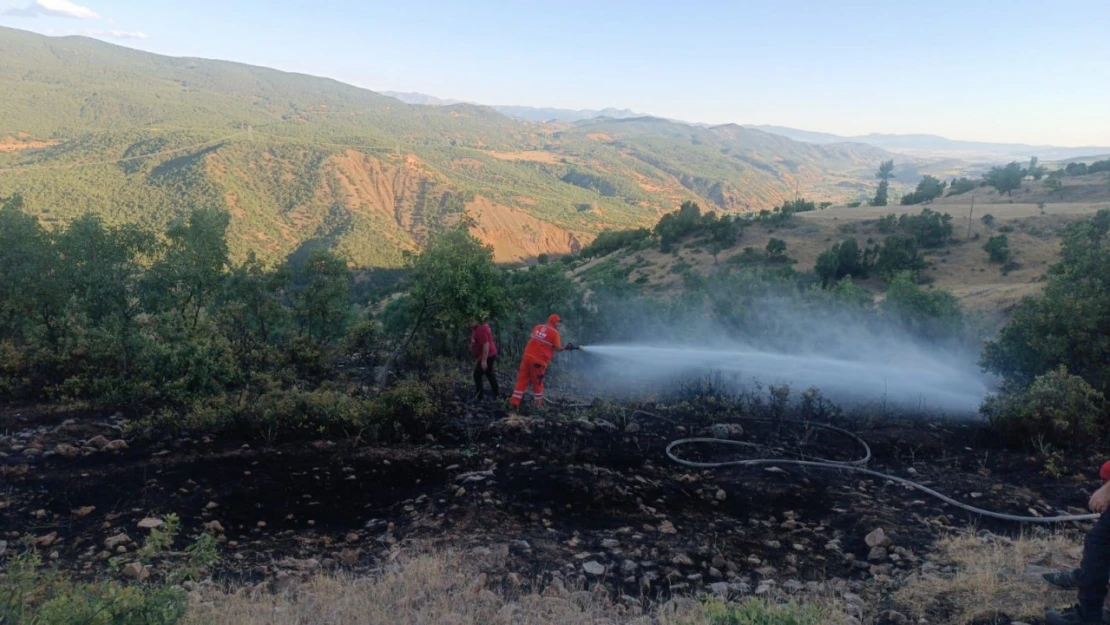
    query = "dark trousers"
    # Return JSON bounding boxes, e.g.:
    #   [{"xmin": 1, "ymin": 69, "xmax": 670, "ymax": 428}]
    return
[
  {"xmin": 473, "ymin": 356, "xmax": 499, "ymax": 399},
  {"xmin": 1080, "ymin": 510, "xmax": 1110, "ymax": 617}
]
